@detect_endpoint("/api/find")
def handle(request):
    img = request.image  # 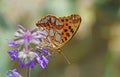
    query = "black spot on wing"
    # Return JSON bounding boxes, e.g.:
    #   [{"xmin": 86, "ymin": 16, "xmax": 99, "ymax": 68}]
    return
[
  {"xmin": 66, "ymin": 19, "xmax": 68, "ymax": 22},
  {"xmin": 62, "ymin": 39, "xmax": 64, "ymax": 42},
  {"xmin": 64, "ymin": 37, "xmax": 67, "ymax": 40},
  {"xmin": 68, "ymin": 26, "xmax": 74, "ymax": 33},
  {"xmin": 64, "ymin": 29, "xmax": 68, "ymax": 32},
  {"xmin": 68, "ymin": 26, "xmax": 71, "ymax": 29},
  {"xmin": 61, "ymin": 19, "xmax": 64, "ymax": 22},
  {"xmin": 66, "ymin": 33, "xmax": 70, "ymax": 37},
  {"xmin": 66, "ymin": 23, "xmax": 68, "ymax": 26},
  {"xmin": 70, "ymin": 29, "xmax": 74, "ymax": 33}
]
